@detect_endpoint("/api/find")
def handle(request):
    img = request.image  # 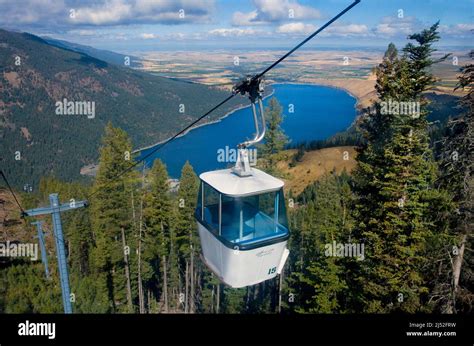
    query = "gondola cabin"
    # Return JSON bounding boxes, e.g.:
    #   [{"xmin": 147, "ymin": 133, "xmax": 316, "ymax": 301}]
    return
[{"xmin": 195, "ymin": 167, "xmax": 290, "ymax": 288}]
